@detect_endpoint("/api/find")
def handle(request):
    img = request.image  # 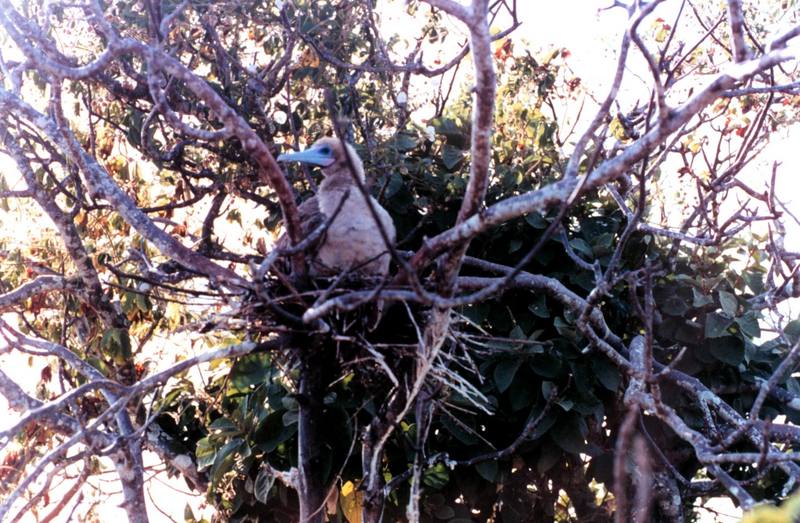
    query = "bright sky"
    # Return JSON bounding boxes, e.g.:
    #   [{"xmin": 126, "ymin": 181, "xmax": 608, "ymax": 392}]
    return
[{"xmin": 2, "ymin": 1, "xmax": 798, "ymax": 521}]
